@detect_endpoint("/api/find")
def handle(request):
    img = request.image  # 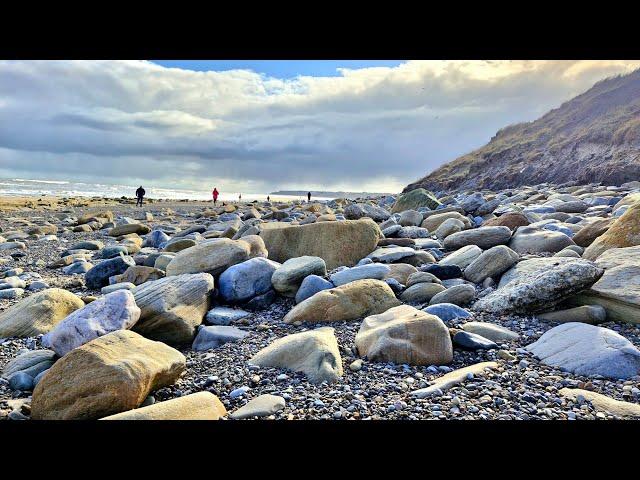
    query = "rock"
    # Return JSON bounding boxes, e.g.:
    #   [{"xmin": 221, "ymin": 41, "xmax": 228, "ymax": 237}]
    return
[
  {"xmin": 283, "ymin": 279, "xmax": 401, "ymax": 324},
  {"xmin": 366, "ymin": 246, "xmax": 415, "ymax": 263},
  {"xmin": 572, "ymin": 218, "xmax": 613, "ymax": 247},
  {"xmin": 508, "ymin": 226, "xmax": 575, "ymax": 254},
  {"xmin": 205, "ymin": 307, "xmax": 250, "ymax": 326},
  {"xmin": 0, "ymin": 288, "xmax": 24, "ymax": 299},
  {"xmin": 109, "ymin": 223, "xmax": 151, "ymax": 236},
  {"xmin": 294, "ymin": 275, "xmax": 334, "ymax": 304},
  {"xmin": 559, "ymin": 388, "xmax": 640, "ymax": 419},
  {"xmin": 0, "ymin": 288, "xmax": 85, "ymax": 337},
  {"xmin": 8, "ymin": 372, "xmax": 34, "ymax": 391},
  {"xmin": 330, "ymin": 263, "xmax": 390, "ymax": 287},
  {"xmin": 421, "ymin": 211, "xmax": 470, "ymax": 231},
  {"xmin": 554, "ymin": 248, "xmax": 581, "ymax": 258},
  {"xmin": 230, "ymin": 394, "xmax": 286, "ymax": 419},
  {"xmin": 443, "ymin": 226, "xmax": 512, "ymax": 250},
  {"xmin": 85, "ymin": 254, "xmax": 136, "ymax": 289},
  {"xmin": 41, "ymin": 290, "xmax": 141, "ymax": 356},
  {"xmin": 421, "ymin": 264, "xmax": 462, "ymax": 280},
  {"xmin": 399, "ymin": 282, "xmax": 446, "ymax": 303},
  {"xmin": 434, "ymin": 218, "xmax": 465, "ymax": 240},
  {"xmin": 398, "ymin": 210, "xmax": 423, "ymax": 226},
  {"xmin": 132, "ymin": 273, "xmax": 214, "ymax": 345},
  {"xmin": 384, "ymin": 263, "xmax": 418, "ymax": 285},
  {"xmin": 101, "ymin": 282, "xmax": 136, "ymax": 294},
  {"xmin": 423, "ymin": 303, "xmax": 472, "ymax": 322},
  {"xmin": 259, "ymin": 219, "xmax": 381, "ymax": 270},
  {"xmin": 460, "ymin": 192, "xmax": 486, "ymax": 213},
  {"xmin": 349, "ymin": 359, "xmax": 363, "ymax": 371},
  {"xmin": 110, "ymin": 265, "xmax": 165, "ymax": 286},
  {"xmin": 429, "ymin": 284, "xmax": 476, "ymax": 306},
  {"xmin": 355, "ymin": 305, "xmax": 452, "ymax": 365},
  {"xmin": 219, "ymin": 257, "xmax": 280, "ymax": 303},
  {"xmin": 463, "ymin": 245, "xmax": 519, "ymax": 284},
  {"xmin": 249, "ymin": 327, "xmax": 343, "ymax": 383},
  {"xmin": 101, "ymin": 391, "xmax": 226, "ymax": 420},
  {"xmin": 62, "ymin": 261, "xmax": 93, "ymax": 275},
  {"xmin": 2, "ymin": 349, "xmax": 56, "ymax": 379},
  {"xmin": 143, "ymin": 230, "xmax": 171, "ymax": 248},
  {"xmin": 475, "ymin": 259, "xmax": 603, "ymax": 314},
  {"xmin": 192, "ymin": 325, "xmax": 249, "ymax": 351},
  {"xmin": 31, "ymin": 330, "xmax": 185, "ymax": 420},
  {"xmin": 165, "ymin": 238, "xmax": 256, "ymax": 277},
  {"xmin": 163, "ymin": 238, "xmax": 197, "ymax": 253},
  {"xmin": 377, "ymin": 238, "xmax": 415, "ymax": 247},
  {"xmin": 483, "ymin": 212, "xmax": 530, "ymax": 231},
  {"xmin": 411, "ymin": 362, "xmax": 498, "ymax": 398},
  {"xmin": 245, "ymin": 289, "xmax": 277, "ymax": 311},
  {"xmin": 405, "ymin": 271, "xmax": 441, "ymax": 287},
  {"xmin": 439, "ymin": 245, "xmax": 483, "ymax": 269},
  {"xmin": 452, "ymin": 331, "xmax": 497, "ymax": 350},
  {"xmin": 555, "ymin": 200, "xmax": 589, "ymax": 213},
  {"xmin": 584, "ymin": 202, "xmax": 640, "ymax": 260},
  {"xmin": 391, "ymin": 188, "xmax": 441, "ymax": 213},
  {"xmin": 344, "ymin": 203, "xmax": 390, "ymax": 222},
  {"xmin": 526, "ymin": 322, "xmax": 640, "ymax": 379},
  {"xmin": 271, "ymin": 256, "xmax": 327, "ymax": 297},
  {"xmin": 97, "ymin": 245, "xmax": 129, "ymax": 259},
  {"xmin": 537, "ymin": 305, "xmax": 607, "ymax": 324},
  {"xmin": 570, "ymin": 246, "xmax": 640, "ymax": 323},
  {"xmin": 398, "ymin": 226, "xmax": 431, "ymax": 239},
  {"xmin": 461, "ymin": 322, "xmax": 519, "ymax": 342}
]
